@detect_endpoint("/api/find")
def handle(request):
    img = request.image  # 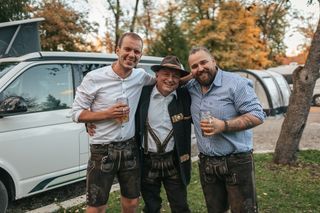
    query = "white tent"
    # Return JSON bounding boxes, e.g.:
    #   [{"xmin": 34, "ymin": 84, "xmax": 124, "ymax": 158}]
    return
[{"xmin": 234, "ymin": 70, "xmax": 291, "ymax": 116}]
